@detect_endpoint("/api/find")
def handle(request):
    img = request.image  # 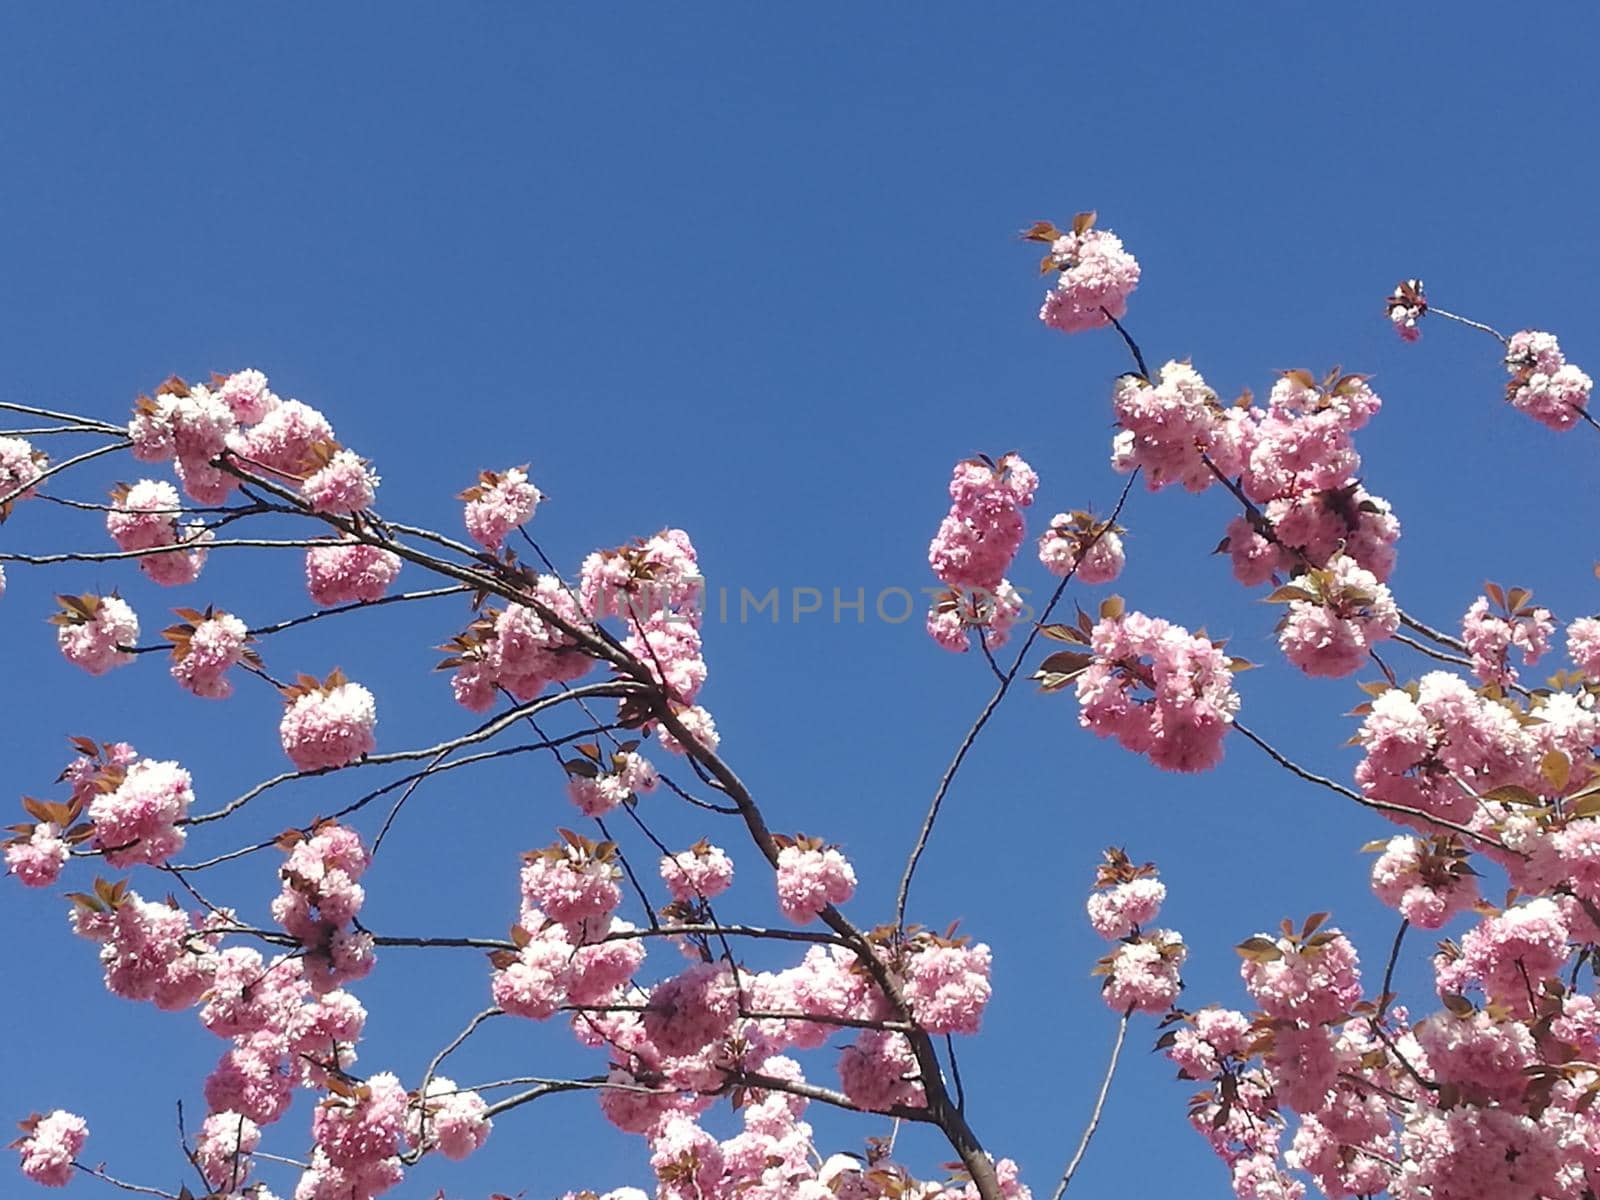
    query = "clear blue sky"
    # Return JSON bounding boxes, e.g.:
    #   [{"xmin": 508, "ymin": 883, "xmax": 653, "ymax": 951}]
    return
[{"xmin": 3, "ymin": 5, "xmax": 1598, "ymax": 1198}]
